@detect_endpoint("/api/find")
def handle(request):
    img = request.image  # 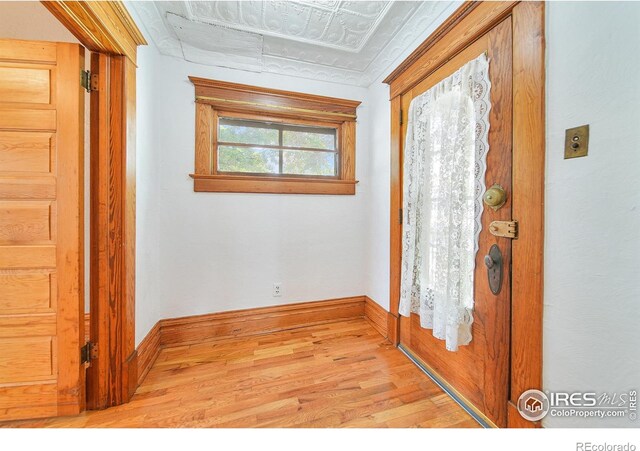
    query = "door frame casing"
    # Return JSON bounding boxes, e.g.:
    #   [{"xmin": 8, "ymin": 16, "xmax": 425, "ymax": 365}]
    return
[
  {"xmin": 42, "ymin": 1, "xmax": 146, "ymax": 408},
  {"xmin": 42, "ymin": 1, "xmax": 145, "ymax": 64},
  {"xmin": 86, "ymin": 52, "xmax": 138, "ymax": 409},
  {"xmin": 384, "ymin": 1, "xmax": 545, "ymax": 428}
]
